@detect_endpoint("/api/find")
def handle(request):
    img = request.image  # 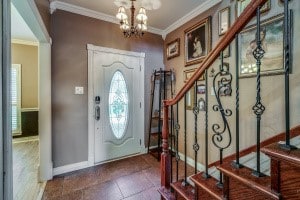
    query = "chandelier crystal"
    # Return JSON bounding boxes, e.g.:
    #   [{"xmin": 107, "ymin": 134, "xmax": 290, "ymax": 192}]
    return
[{"xmin": 115, "ymin": 0, "xmax": 148, "ymax": 38}]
